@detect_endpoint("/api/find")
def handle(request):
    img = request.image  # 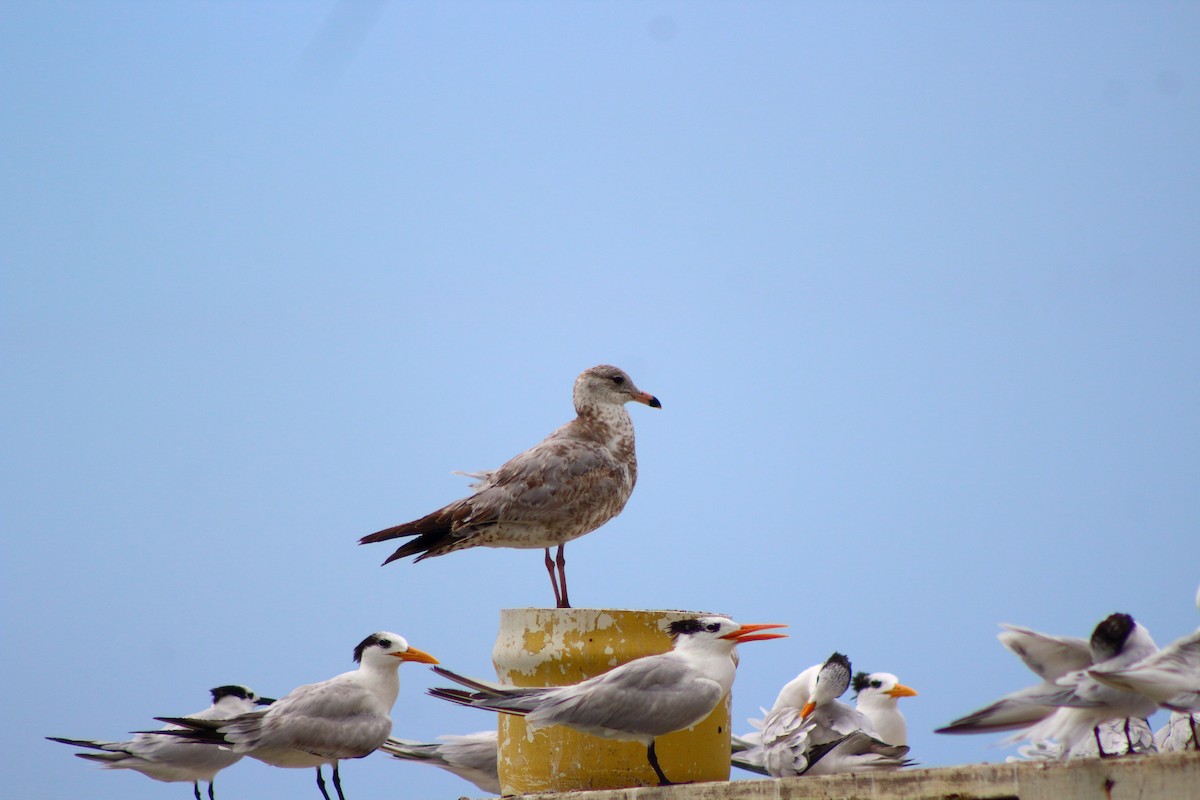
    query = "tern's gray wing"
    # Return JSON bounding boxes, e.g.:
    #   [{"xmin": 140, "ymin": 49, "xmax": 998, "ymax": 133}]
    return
[
  {"xmin": 800, "ymin": 731, "xmax": 912, "ymax": 776},
  {"xmin": 999, "ymin": 625, "xmax": 1093, "ymax": 681},
  {"xmin": 1089, "ymin": 630, "xmax": 1200, "ymax": 705},
  {"xmin": 224, "ymin": 680, "xmax": 390, "ymax": 759},
  {"xmin": 756, "ymin": 706, "xmax": 815, "ymax": 777},
  {"xmin": 806, "ymin": 700, "xmax": 875, "ymax": 741},
  {"xmin": 934, "ymin": 683, "xmax": 1079, "ymax": 735},
  {"xmin": 526, "ymin": 655, "xmax": 723, "ymax": 739},
  {"xmin": 379, "ymin": 732, "xmax": 500, "ymax": 794}
]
